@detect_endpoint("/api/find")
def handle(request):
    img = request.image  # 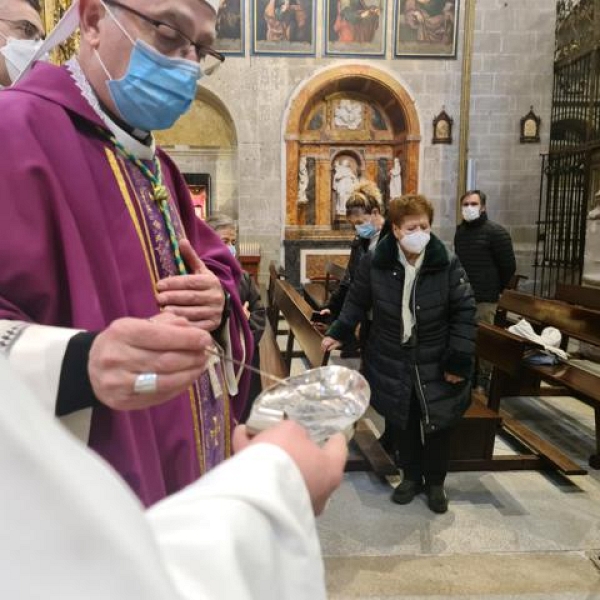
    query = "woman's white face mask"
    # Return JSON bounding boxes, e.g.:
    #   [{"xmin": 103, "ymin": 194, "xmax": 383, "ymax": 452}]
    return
[{"xmin": 0, "ymin": 34, "xmax": 44, "ymax": 83}]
